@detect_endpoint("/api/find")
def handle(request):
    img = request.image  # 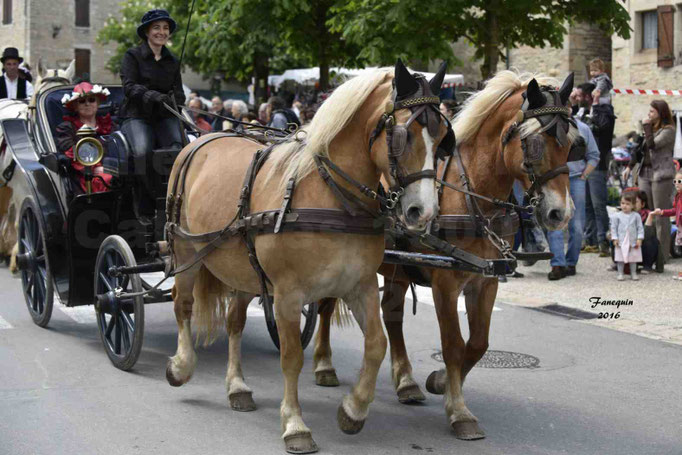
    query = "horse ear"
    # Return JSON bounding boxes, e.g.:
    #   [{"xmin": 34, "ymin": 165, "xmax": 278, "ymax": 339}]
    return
[
  {"xmin": 37, "ymin": 58, "xmax": 46, "ymax": 79},
  {"xmin": 429, "ymin": 61, "xmax": 447, "ymax": 95},
  {"xmin": 64, "ymin": 60, "xmax": 76, "ymax": 82},
  {"xmin": 394, "ymin": 58, "xmax": 419, "ymax": 98},
  {"xmin": 558, "ymin": 72, "xmax": 574, "ymax": 106},
  {"xmin": 526, "ymin": 79, "xmax": 545, "ymax": 109}
]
